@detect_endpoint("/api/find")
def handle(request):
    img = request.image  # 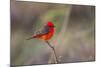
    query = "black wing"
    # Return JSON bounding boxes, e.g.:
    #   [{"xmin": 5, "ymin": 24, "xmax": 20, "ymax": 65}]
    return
[{"xmin": 33, "ymin": 25, "xmax": 50, "ymax": 36}]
